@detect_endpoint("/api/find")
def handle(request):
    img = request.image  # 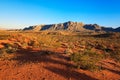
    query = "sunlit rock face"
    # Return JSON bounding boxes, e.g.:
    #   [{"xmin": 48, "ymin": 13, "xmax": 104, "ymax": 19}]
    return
[{"xmin": 23, "ymin": 21, "xmax": 120, "ymax": 32}]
